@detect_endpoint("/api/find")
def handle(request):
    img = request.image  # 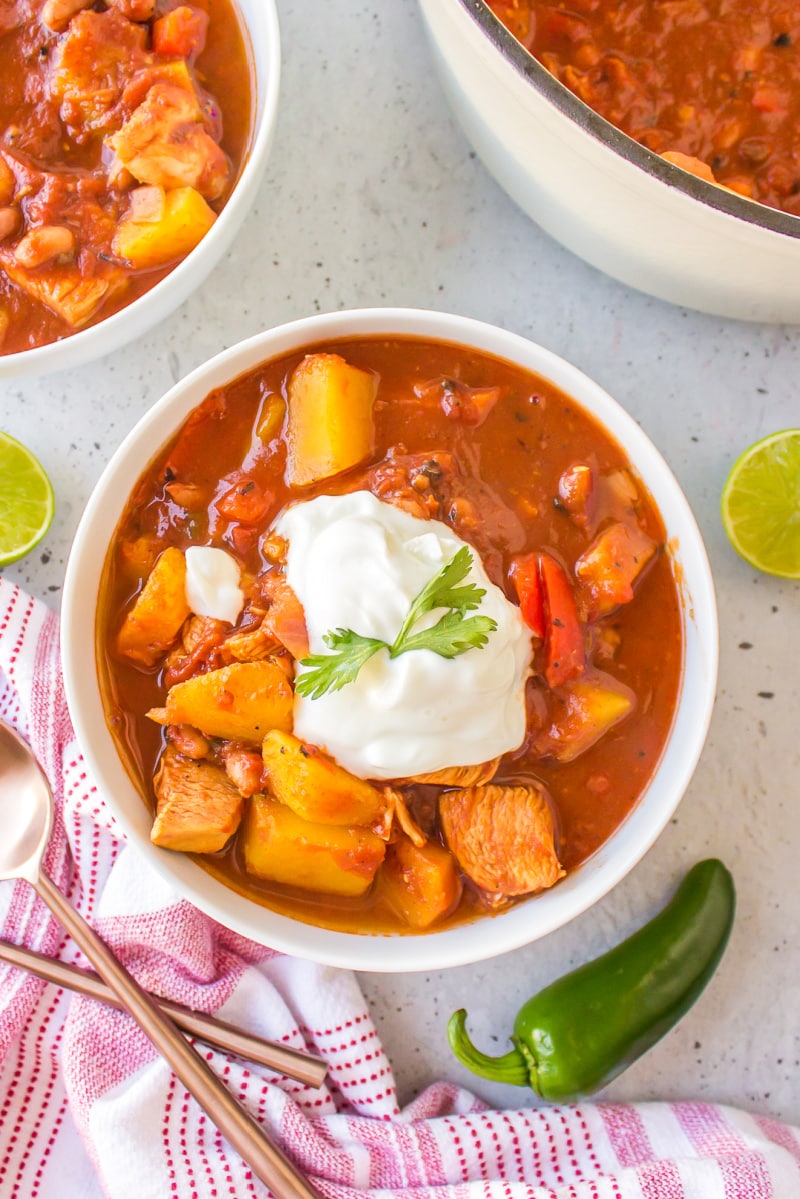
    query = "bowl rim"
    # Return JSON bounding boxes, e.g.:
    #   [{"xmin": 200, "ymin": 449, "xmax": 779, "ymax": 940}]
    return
[
  {"xmin": 61, "ymin": 306, "xmax": 719, "ymax": 973},
  {"xmin": 0, "ymin": 0, "xmax": 281, "ymax": 377},
  {"xmin": 454, "ymin": 0, "xmax": 800, "ymax": 241}
]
